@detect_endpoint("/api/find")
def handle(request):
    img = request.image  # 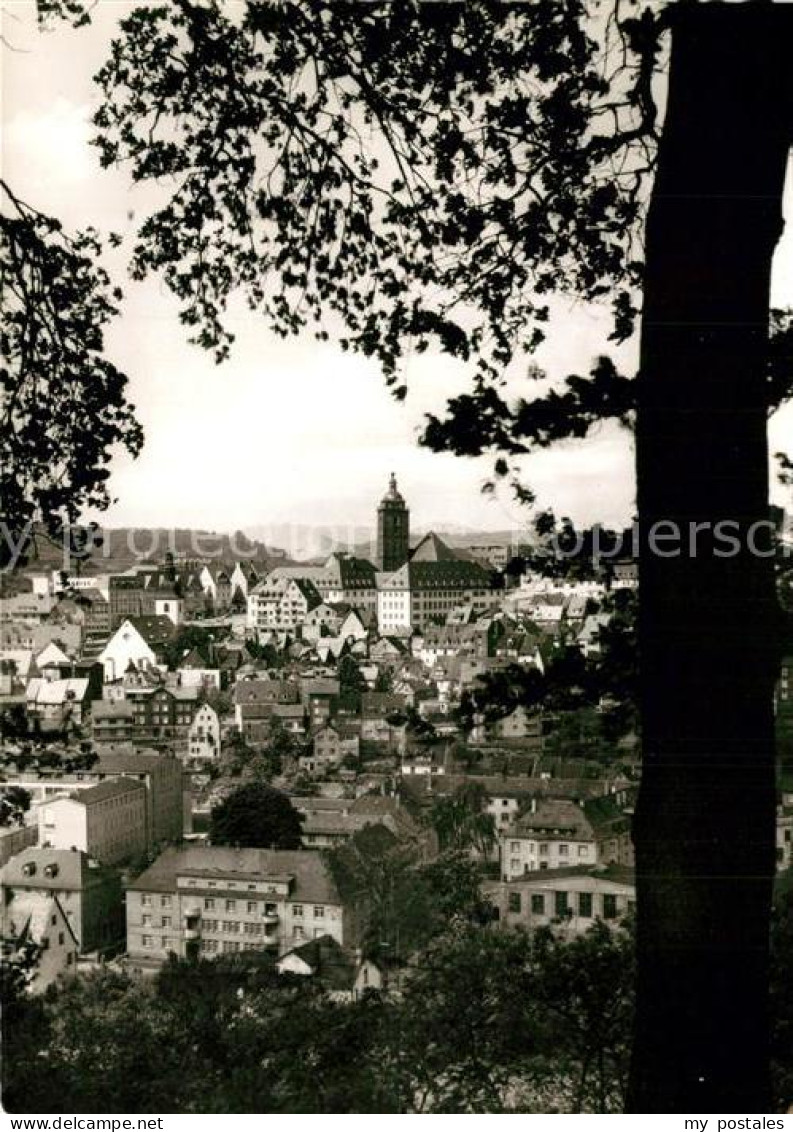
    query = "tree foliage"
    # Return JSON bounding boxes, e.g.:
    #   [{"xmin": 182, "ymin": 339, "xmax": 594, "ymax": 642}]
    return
[
  {"xmin": 2, "ymin": 916, "xmax": 645, "ymax": 1114},
  {"xmin": 209, "ymin": 782, "xmax": 303, "ymax": 848},
  {"xmin": 0, "ymin": 183, "xmax": 142, "ymax": 548}
]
